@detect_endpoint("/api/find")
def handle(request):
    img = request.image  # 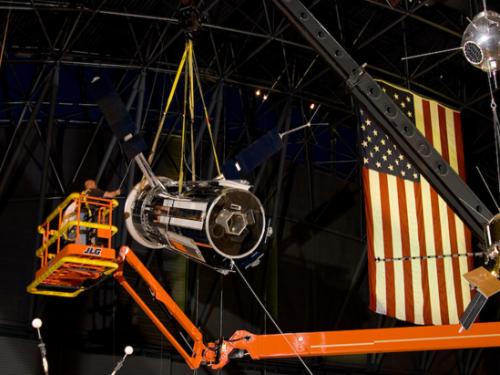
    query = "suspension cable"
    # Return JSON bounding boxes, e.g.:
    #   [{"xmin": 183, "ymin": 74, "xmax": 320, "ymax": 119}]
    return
[
  {"xmin": 179, "ymin": 52, "xmax": 190, "ymax": 194},
  {"xmin": 231, "ymin": 260, "xmax": 314, "ymax": 375},
  {"xmin": 0, "ymin": 9, "xmax": 11, "ymax": 71},
  {"xmin": 187, "ymin": 40, "xmax": 196, "ymax": 182},
  {"xmin": 486, "ymin": 72, "xmax": 500, "ymax": 197},
  {"xmin": 117, "ymin": 160, "xmax": 133, "ymax": 192},
  {"xmin": 147, "ymin": 46, "xmax": 188, "ymax": 166},
  {"xmin": 193, "ymin": 50, "xmax": 222, "ymax": 177}
]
